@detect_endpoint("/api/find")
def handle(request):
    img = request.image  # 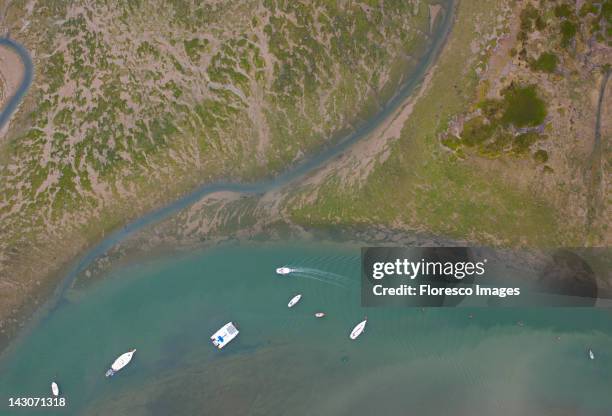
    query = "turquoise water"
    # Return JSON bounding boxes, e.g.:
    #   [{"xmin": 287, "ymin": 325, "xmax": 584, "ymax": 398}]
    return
[{"xmin": 1, "ymin": 241, "xmax": 611, "ymax": 415}]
